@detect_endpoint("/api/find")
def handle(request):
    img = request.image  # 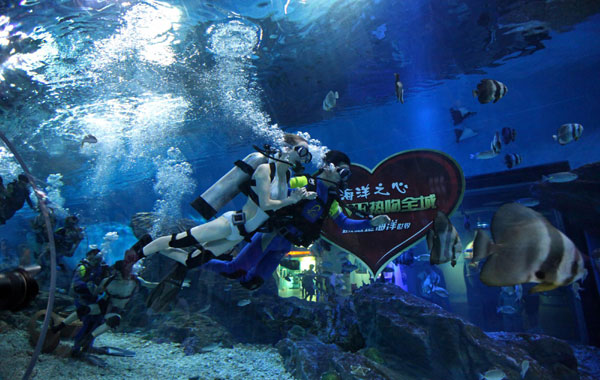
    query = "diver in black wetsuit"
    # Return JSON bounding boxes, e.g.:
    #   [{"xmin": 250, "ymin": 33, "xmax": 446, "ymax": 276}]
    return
[{"xmin": 0, "ymin": 174, "xmax": 34, "ymax": 225}]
